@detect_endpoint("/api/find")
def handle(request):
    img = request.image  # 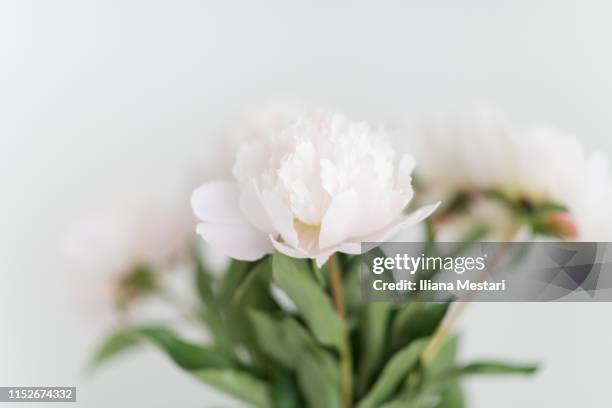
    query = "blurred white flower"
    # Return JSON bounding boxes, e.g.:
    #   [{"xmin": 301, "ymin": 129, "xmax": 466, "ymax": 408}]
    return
[
  {"xmin": 64, "ymin": 202, "xmax": 191, "ymax": 319},
  {"xmin": 411, "ymin": 110, "xmax": 612, "ymax": 240},
  {"xmin": 192, "ymin": 112, "xmax": 438, "ymax": 266}
]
